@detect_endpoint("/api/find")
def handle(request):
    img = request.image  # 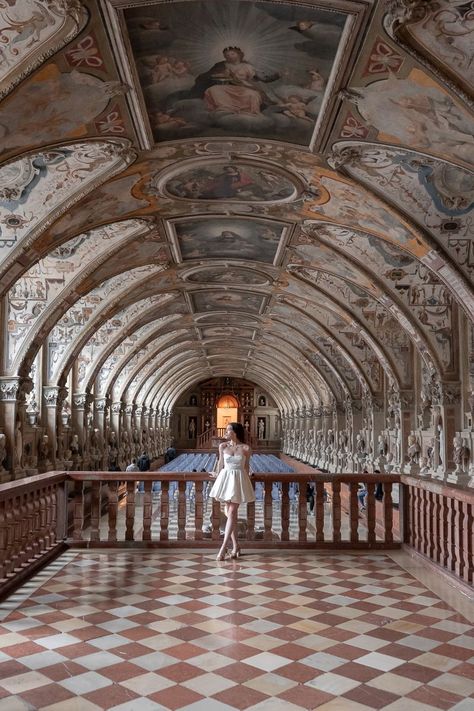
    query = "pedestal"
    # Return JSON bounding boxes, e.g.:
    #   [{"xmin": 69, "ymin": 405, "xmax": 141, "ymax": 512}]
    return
[{"xmin": 403, "ymin": 462, "xmax": 420, "ymax": 476}]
